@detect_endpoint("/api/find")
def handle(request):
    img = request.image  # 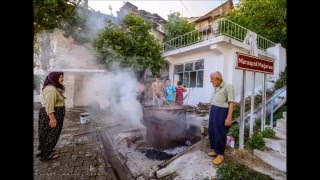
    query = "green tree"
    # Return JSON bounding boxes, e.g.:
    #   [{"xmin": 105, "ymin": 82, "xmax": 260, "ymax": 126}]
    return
[
  {"xmin": 60, "ymin": 6, "xmax": 93, "ymax": 44},
  {"xmin": 34, "ymin": 1, "xmax": 98, "ymax": 70},
  {"xmin": 93, "ymin": 14, "xmax": 164, "ymax": 78},
  {"xmin": 34, "ymin": 0, "xmax": 91, "ymax": 45},
  {"xmin": 226, "ymin": 0, "xmax": 286, "ymax": 48},
  {"xmin": 34, "ymin": 0, "xmax": 78, "ymax": 40},
  {"xmin": 163, "ymin": 12, "xmax": 196, "ymax": 41}
]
